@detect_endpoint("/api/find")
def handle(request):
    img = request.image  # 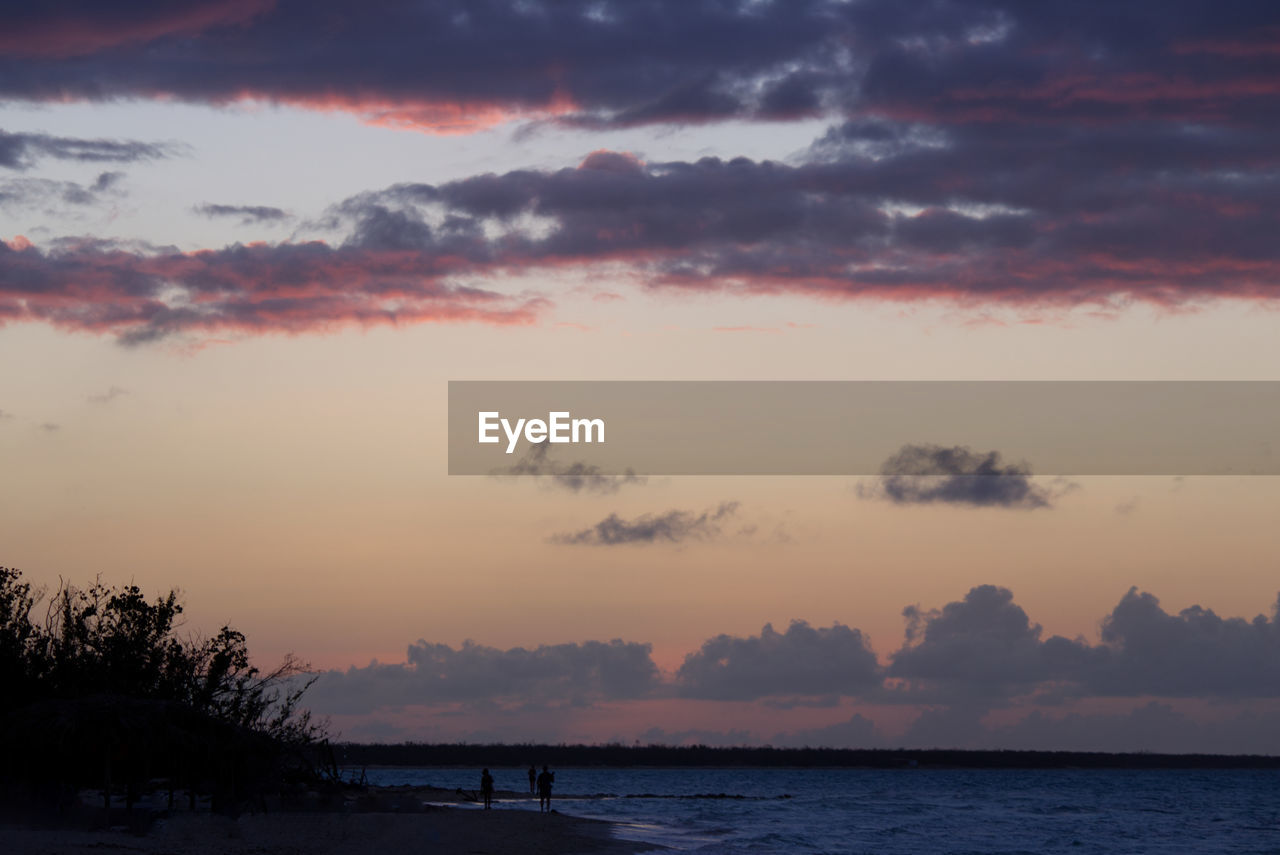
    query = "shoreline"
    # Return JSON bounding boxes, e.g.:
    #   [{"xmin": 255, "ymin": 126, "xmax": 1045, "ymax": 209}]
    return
[{"xmin": 0, "ymin": 785, "xmax": 664, "ymax": 855}]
